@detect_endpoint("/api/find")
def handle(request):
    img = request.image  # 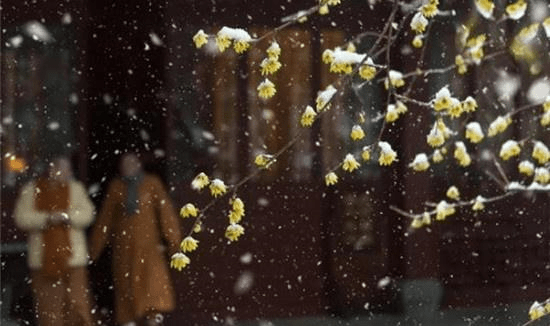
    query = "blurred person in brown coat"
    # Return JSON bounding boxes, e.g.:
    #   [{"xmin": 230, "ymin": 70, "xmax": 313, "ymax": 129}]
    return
[
  {"xmin": 89, "ymin": 153, "xmax": 181, "ymax": 326},
  {"xmin": 14, "ymin": 156, "xmax": 96, "ymax": 326}
]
